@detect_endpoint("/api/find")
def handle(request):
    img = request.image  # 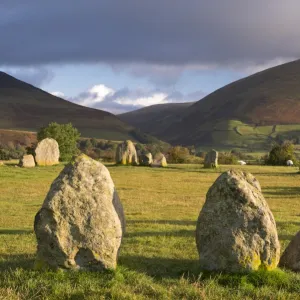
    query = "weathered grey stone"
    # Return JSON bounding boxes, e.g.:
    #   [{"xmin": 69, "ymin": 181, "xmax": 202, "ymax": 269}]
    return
[
  {"xmin": 151, "ymin": 153, "xmax": 167, "ymax": 168},
  {"xmin": 279, "ymin": 231, "xmax": 300, "ymax": 272},
  {"xmin": 196, "ymin": 170, "xmax": 280, "ymax": 273},
  {"xmin": 115, "ymin": 140, "xmax": 138, "ymax": 165},
  {"xmin": 35, "ymin": 138, "xmax": 60, "ymax": 166},
  {"xmin": 204, "ymin": 149, "xmax": 218, "ymax": 168},
  {"xmin": 34, "ymin": 154, "xmax": 125, "ymax": 271},
  {"xmin": 19, "ymin": 154, "xmax": 35, "ymax": 168},
  {"xmin": 139, "ymin": 152, "xmax": 153, "ymax": 166}
]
